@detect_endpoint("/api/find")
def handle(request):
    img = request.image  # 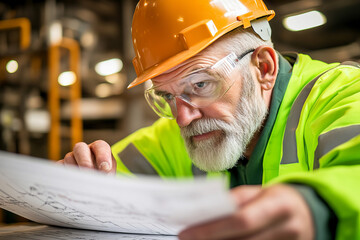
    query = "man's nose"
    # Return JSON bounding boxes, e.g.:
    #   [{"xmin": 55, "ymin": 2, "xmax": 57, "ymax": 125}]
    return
[{"xmin": 175, "ymin": 98, "xmax": 202, "ymax": 127}]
